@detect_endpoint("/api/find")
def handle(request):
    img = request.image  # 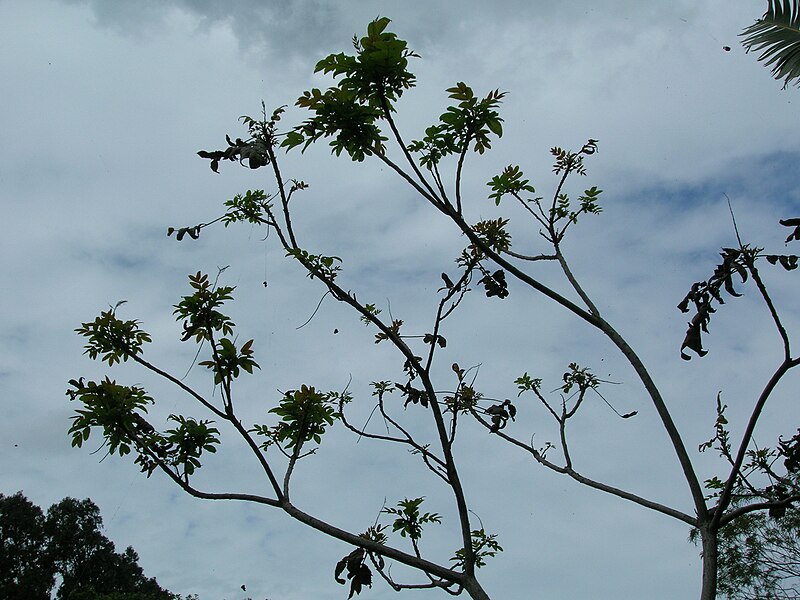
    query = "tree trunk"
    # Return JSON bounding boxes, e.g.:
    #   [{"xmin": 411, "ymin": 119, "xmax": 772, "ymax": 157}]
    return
[
  {"xmin": 699, "ymin": 526, "xmax": 718, "ymax": 600},
  {"xmin": 463, "ymin": 576, "xmax": 492, "ymax": 600}
]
